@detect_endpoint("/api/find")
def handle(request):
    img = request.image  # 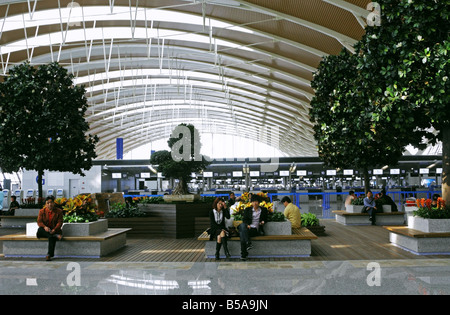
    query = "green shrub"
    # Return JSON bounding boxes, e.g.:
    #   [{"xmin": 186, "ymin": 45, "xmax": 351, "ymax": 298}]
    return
[
  {"xmin": 106, "ymin": 203, "xmax": 147, "ymax": 218},
  {"xmin": 301, "ymin": 213, "xmax": 319, "ymax": 226},
  {"xmin": 268, "ymin": 211, "xmax": 286, "ymax": 222}
]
